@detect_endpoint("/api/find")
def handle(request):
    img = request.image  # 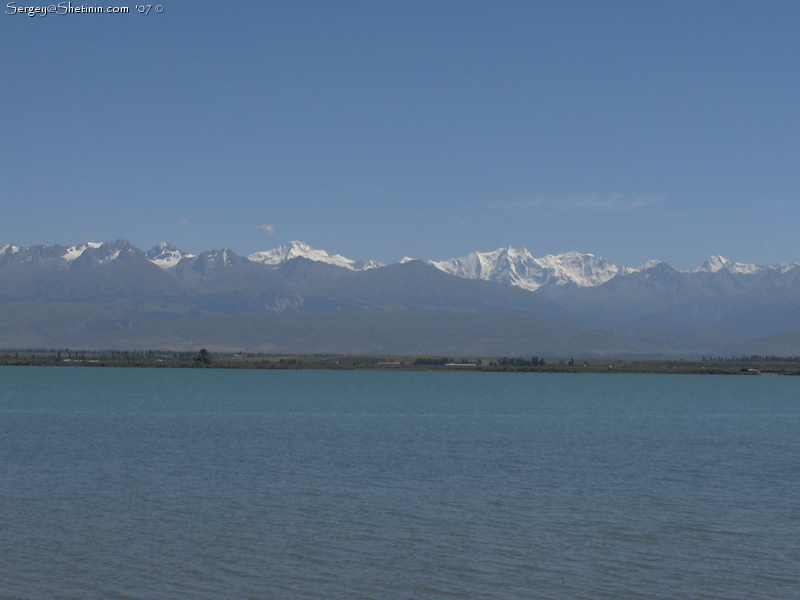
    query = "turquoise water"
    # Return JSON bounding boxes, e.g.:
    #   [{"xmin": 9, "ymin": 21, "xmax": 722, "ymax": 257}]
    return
[{"xmin": 1, "ymin": 367, "xmax": 799, "ymax": 599}]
